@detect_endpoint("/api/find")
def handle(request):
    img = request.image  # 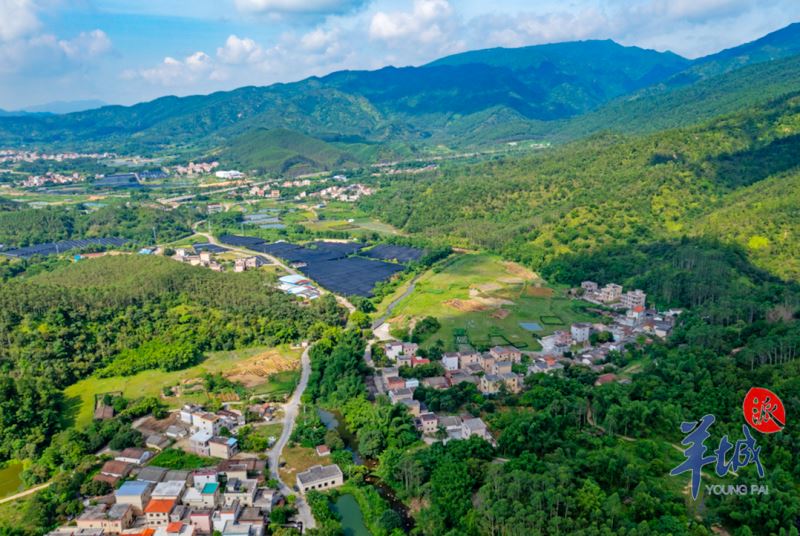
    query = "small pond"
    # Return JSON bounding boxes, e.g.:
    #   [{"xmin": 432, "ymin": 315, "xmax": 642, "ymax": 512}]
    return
[
  {"xmin": 333, "ymin": 494, "xmax": 372, "ymax": 536},
  {"xmin": 0, "ymin": 462, "xmax": 24, "ymax": 498}
]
